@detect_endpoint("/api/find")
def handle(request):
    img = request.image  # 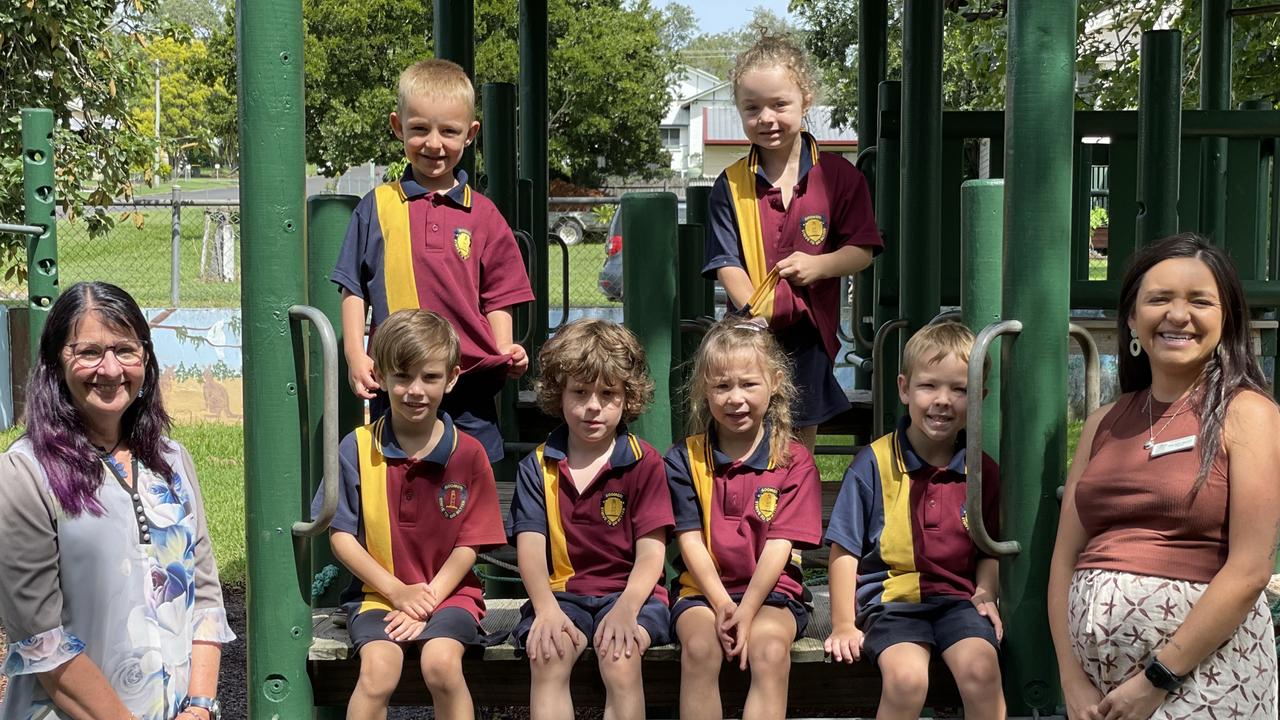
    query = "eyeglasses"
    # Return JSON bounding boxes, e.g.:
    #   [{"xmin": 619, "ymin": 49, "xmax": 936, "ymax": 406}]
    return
[{"xmin": 65, "ymin": 341, "xmax": 147, "ymax": 369}]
